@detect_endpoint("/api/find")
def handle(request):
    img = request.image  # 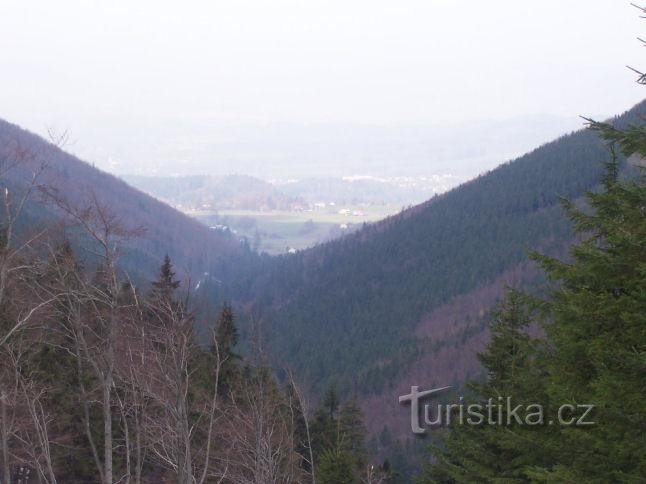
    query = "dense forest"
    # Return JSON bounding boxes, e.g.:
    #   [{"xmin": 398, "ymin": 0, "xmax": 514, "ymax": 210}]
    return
[
  {"xmin": 420, "ymin": 114, "xmax": 646, "ymax": 483},
  {"xmin": 1, "ymin": 108, "xmax": 643, "ymax": 482},
  {"xmin": 232, "ymin": 101, "xmax": 644, "ymax": 401},
  {"xmin": 1, "ymin": 97, "xmax": 644, "ymax": 482}
]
